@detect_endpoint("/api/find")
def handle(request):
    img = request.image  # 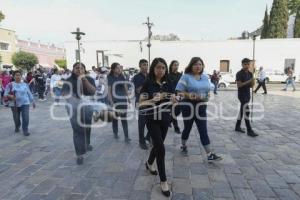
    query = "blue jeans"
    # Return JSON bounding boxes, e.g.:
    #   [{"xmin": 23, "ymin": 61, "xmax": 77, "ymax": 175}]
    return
[
  {"xmin": 284, "ymin": 79, "xmax": 296, "ymax": 90},
  {"xmin": 53, "ymin": 87, "xmax": 61, "ymax": 102},
  {"xmin": 213, "ymin": 82, "xmax": 218, "ymax": 94},
  {"xmin": 11, "ymin": 105, "xmax": 30, "ymax": 133},
  {"xmin": 66, "ymin": 99, "xmax": 93, "ymax": 156},
  {"xmin": 181, "ymin": 102, "xmax": 210, "ymax": 146}
]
